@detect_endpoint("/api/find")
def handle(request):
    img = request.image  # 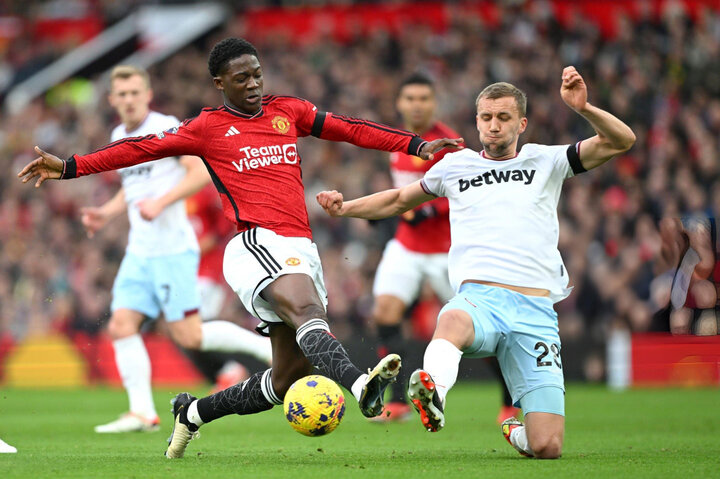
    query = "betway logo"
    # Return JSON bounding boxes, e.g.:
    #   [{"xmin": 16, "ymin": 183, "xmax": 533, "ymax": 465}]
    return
[
  {"xmin": 232, "ymin": 144, "xmax": 298, "ymax": 172},
  {"xmin": 459, "ymin": 169, "xmax": 535, "ymax": 192}
]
